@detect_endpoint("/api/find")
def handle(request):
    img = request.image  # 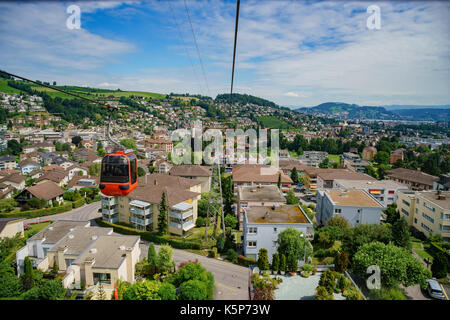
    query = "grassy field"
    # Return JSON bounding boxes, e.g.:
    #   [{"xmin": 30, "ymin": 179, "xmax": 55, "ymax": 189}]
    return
[
  {"xmin": 328, "ymin": 154, "xmax": 340, "ymax": 164},
  {"xmin": 256, "ymin": 116, "xmax": 293, "ymax": 129},
  {"xmin": 0, "ymin": 78, "xmax": 22, "ymax": 94},
  {"xmin": 25, "ymin": 221, "xmax": 52, "ymax": 237}
]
